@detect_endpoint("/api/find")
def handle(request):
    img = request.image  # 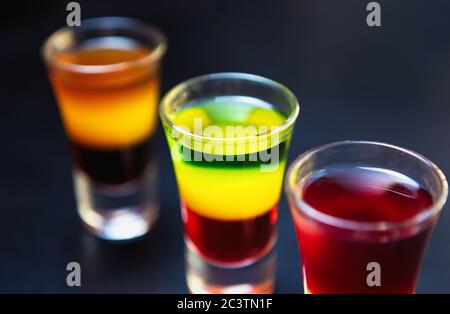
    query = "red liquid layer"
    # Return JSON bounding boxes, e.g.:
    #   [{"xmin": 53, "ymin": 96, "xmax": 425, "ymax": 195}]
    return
[
  {"xmin": 183, "ymin": 204, "xmax": 277, "ymax": 265},
  {"xmin": 294, "ymin": 167, "xmax": 435, "ymax": 294}
]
